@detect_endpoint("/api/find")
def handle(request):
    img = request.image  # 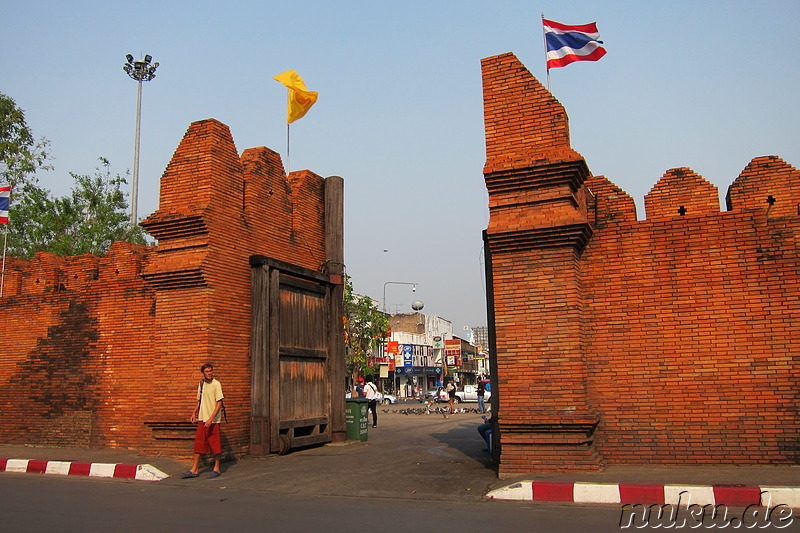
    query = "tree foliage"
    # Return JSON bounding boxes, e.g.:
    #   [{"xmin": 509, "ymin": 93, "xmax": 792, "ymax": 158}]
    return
[
  {"xmin": 6, "ymin": 158, "xmax": 147, "ymax": 258},
  {"xmin": 344, "ymin": 276, "xmax": 388, "ymax": 381},
  {"xmin": 0, "ymin": 92, "xmax": 52, "ymax": 187},
  {"xmin": 1, "ymin": 92, "xmax": 146, "ymax": 259}
]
